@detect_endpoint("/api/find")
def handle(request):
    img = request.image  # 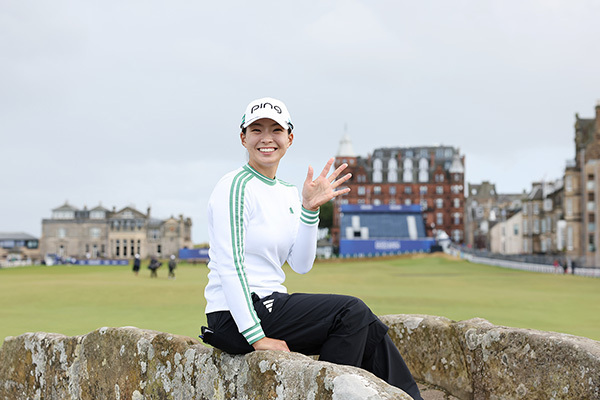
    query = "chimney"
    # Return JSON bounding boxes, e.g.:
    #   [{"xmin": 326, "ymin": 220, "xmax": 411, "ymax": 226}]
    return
[{"xmin": 147, "ymin": 207, "xmax": 151, "ymax": 218}]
